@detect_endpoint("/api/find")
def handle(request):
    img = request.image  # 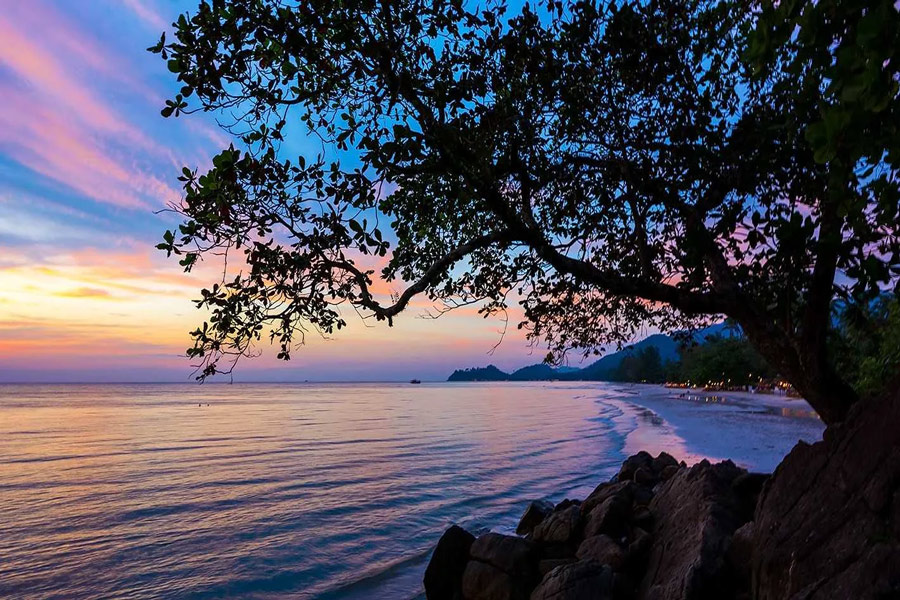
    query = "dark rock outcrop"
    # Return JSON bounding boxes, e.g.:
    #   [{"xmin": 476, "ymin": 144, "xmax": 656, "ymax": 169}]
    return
[
  {"xmin": 581, "ymin": 481, "xmax": 633, "ymax": 519},
  {"xmin": 462, "ymin": 533, "xmax": 539, "ymax": 600},
  {"xmin": 639, "ymin": 459, "xmax": 745, "ymax": 600},
  {"xmin": 517, "ymin": 500, "xmax": 555, "ymax": 536},
  {"xmin": 731, "ymin": 472, "xmax": 769, "ymax": 523},
  {"xmin": 576, "ymin": 535, "xmax": 625, "ymax": 571},
  {"xmin": 533, "ymin": 505, "xmax": 582, "ymax": 547},
  {"xmin": 727, "ymin": 521, "xmax": 754, "ymax": 586},
  {"xmin": 583, "ymin": 494, "xmax": 630, "ymax": 539},
  {"xmin": 425, "ymin": 525, "xmax": 476, "ymax": 600},
  {"xmin": 530, "ymin": 560, "xmax": 614, "ymax": 600},
  {"xmin": 426, "ymin": 428, "xmax": 900, "ymax": 600},
  {"xmin": 617, "ymin": 451, "xmax": 654, "ymax": 482},
  {"xmin": 753, "ymin": 386, "xmax": 900, "ymax": 599}
]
